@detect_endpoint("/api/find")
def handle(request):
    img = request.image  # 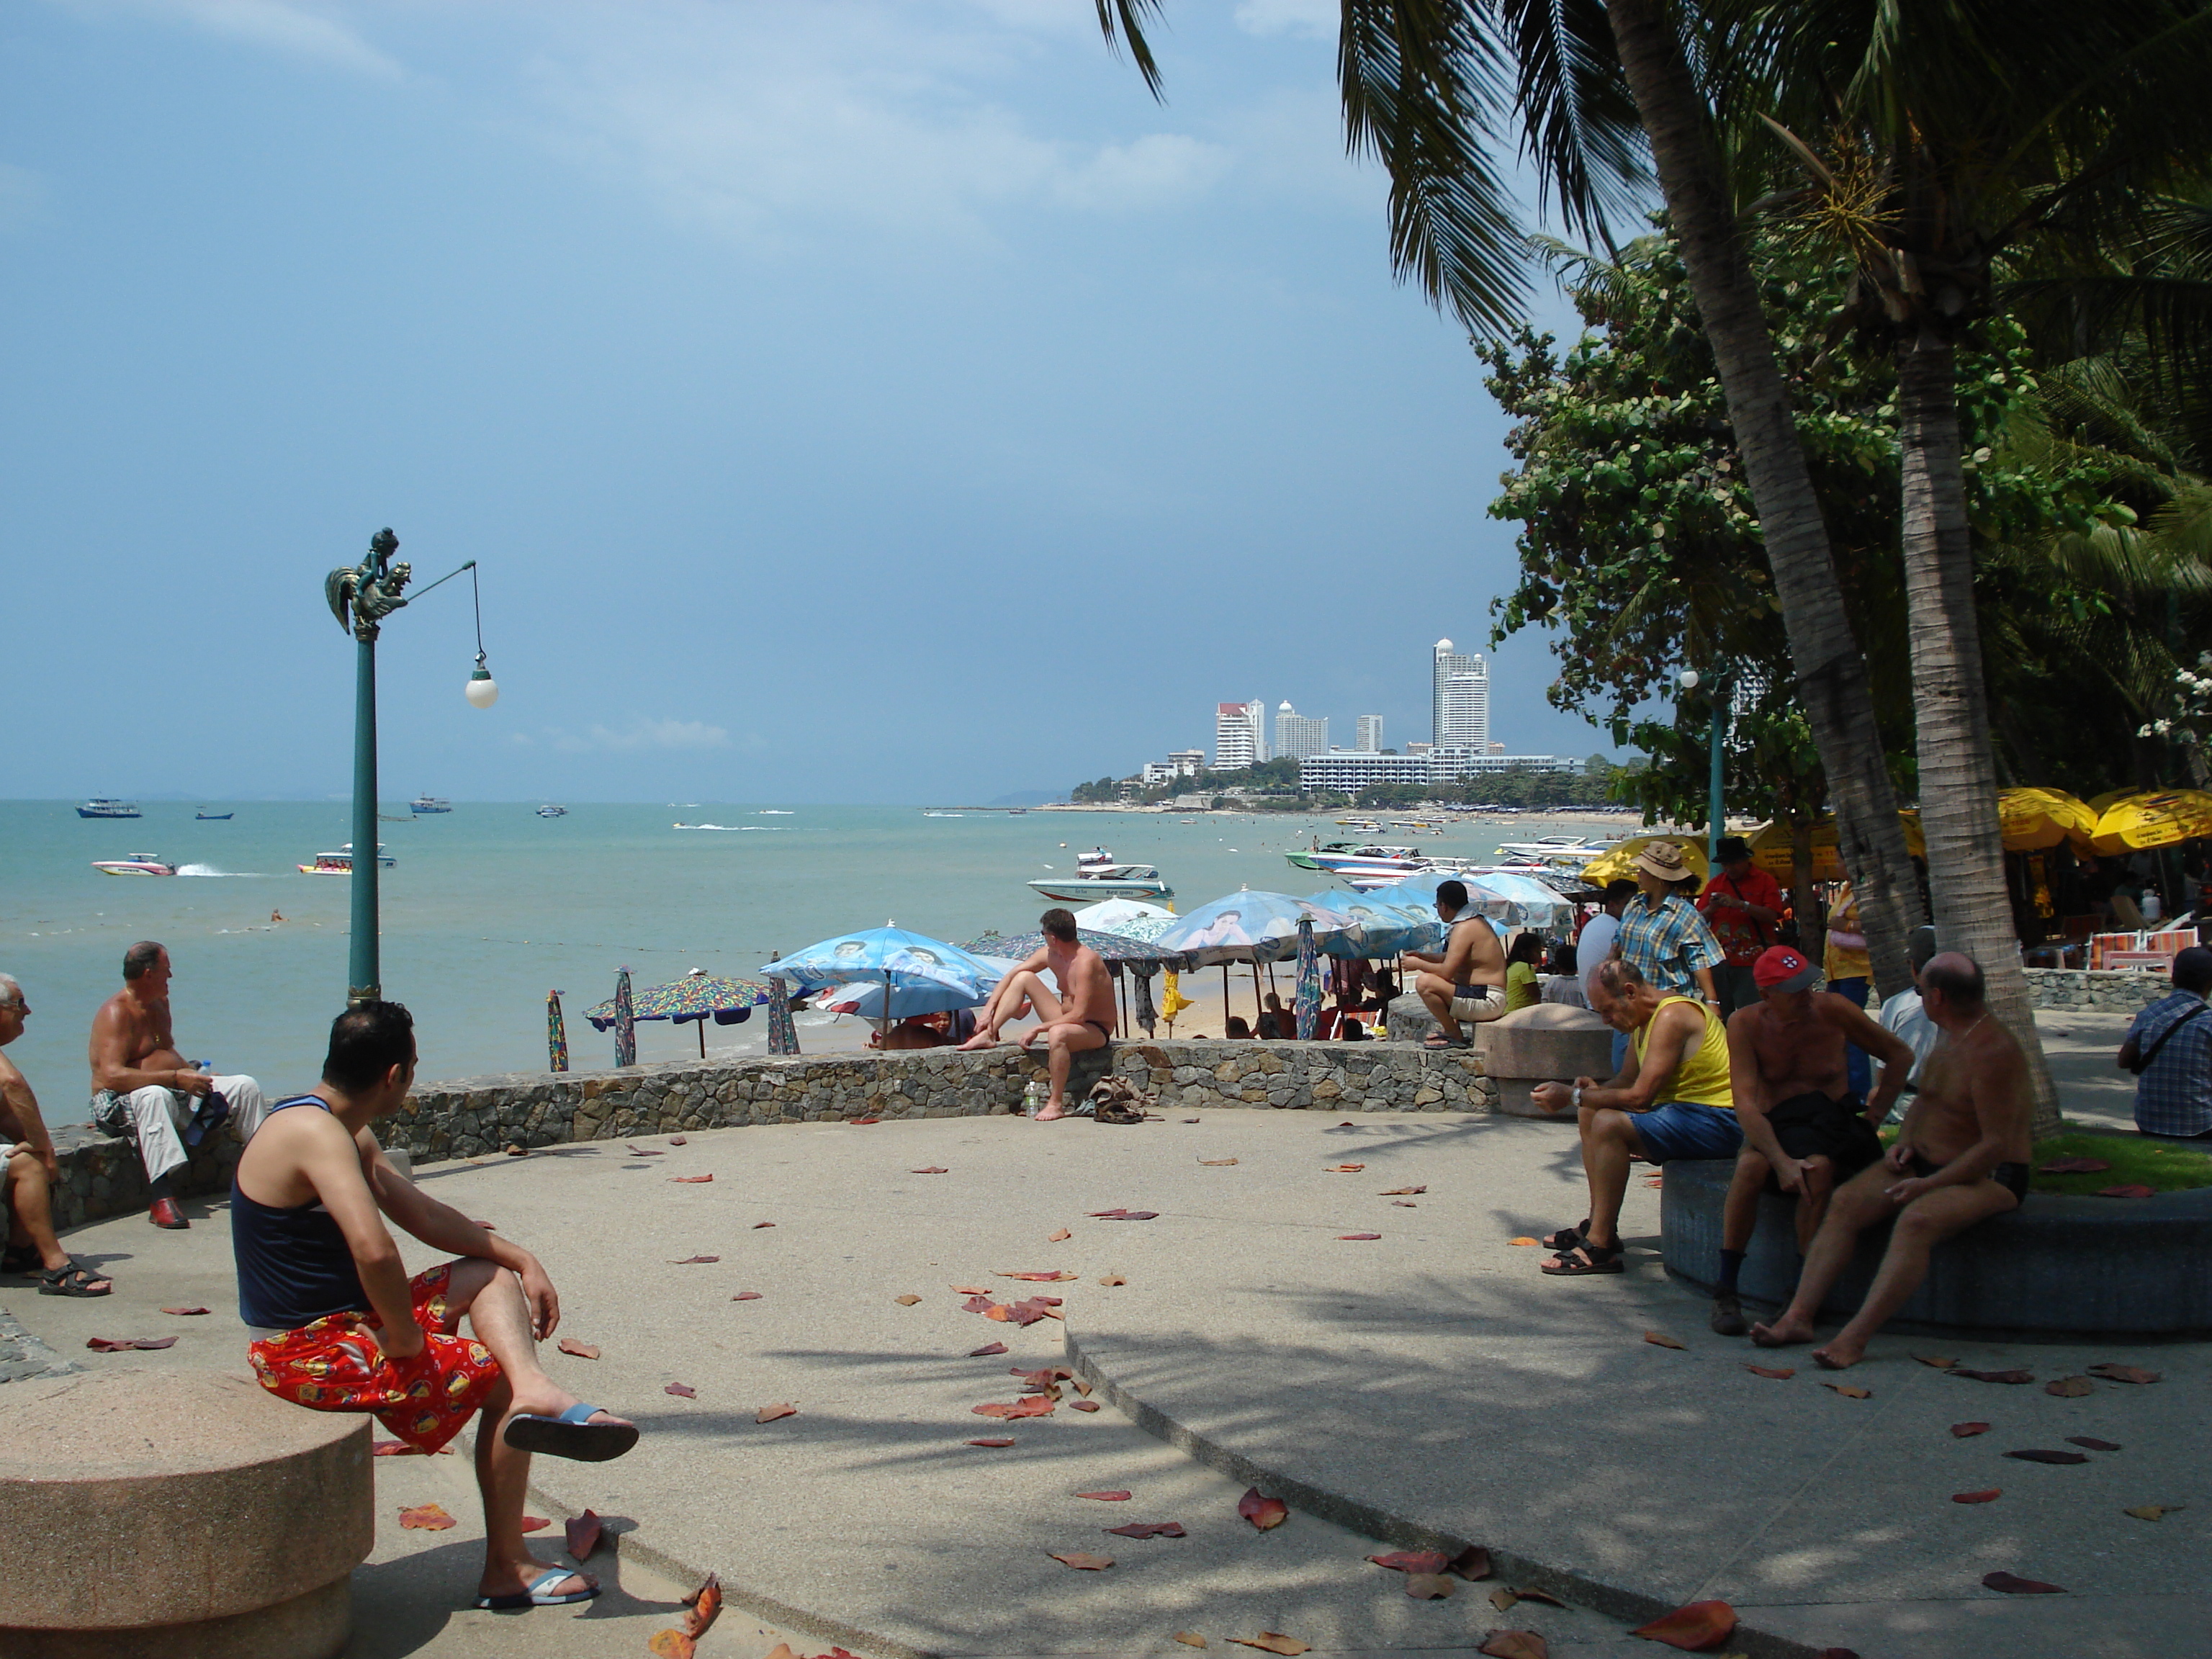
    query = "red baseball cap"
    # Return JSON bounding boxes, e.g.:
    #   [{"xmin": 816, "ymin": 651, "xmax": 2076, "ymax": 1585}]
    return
[{"xmin": 1753, "ymin": 945, "xmax": 1820, "ymax": 993}]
